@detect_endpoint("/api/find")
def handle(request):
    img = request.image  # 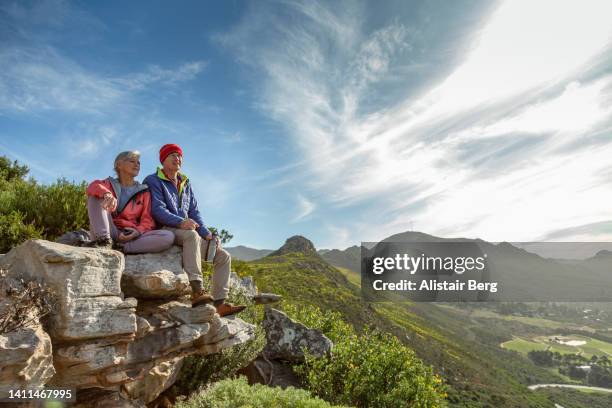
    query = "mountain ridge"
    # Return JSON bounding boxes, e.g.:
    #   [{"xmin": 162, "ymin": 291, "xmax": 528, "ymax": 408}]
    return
[{"xmin": 235, "ymin": 232, "xmax": 566, "ymax": 407}]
